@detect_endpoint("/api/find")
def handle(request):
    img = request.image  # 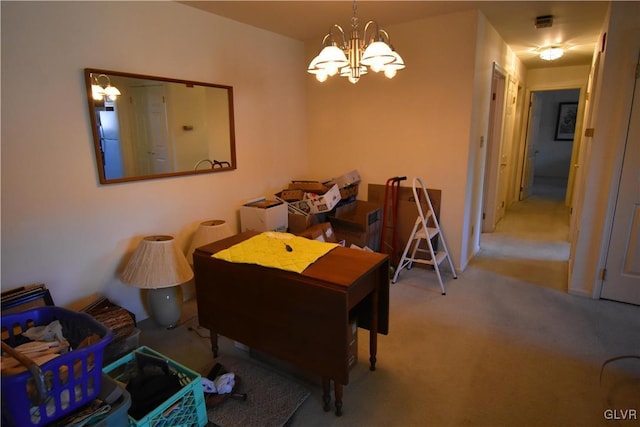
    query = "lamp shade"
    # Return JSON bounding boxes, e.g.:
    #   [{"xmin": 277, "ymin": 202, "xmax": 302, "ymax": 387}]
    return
[
  {"xmin": 121, "ymin": 235, "xmax": 193, "ymax": 289},
  {"xmin": 313, "ymin": 45, "xmax": 349, "ymax": 76},
  {"xmin": 360, "ymin": 41, "xmax": 395, "ymax": 72},
  {"xmin": 188, "ymin": 220, "xmax": 233, "ymax": 264}
]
